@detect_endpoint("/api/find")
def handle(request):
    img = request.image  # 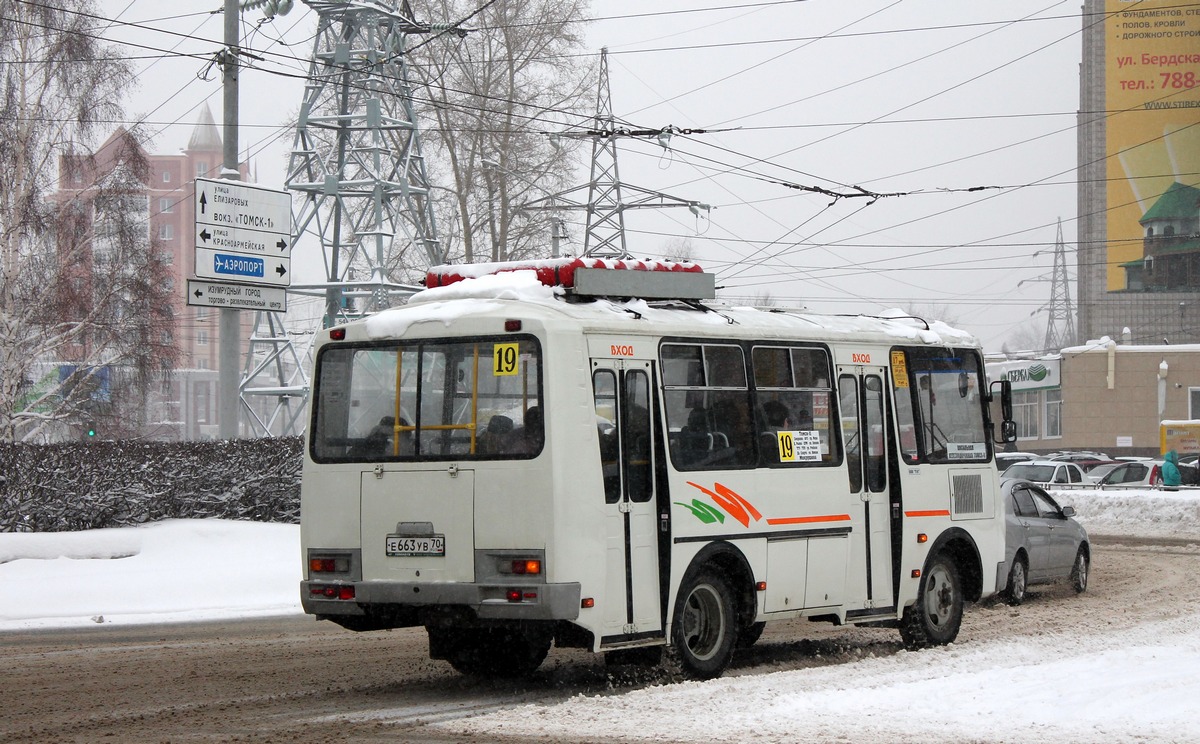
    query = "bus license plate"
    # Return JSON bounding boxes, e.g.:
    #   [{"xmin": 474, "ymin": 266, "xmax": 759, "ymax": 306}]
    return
[{"xmin": 385, "ymin": 534, "xmax": 445, "ymax": 557}]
